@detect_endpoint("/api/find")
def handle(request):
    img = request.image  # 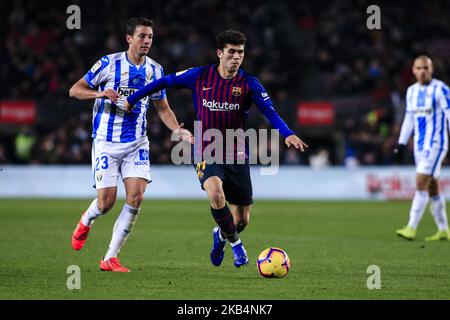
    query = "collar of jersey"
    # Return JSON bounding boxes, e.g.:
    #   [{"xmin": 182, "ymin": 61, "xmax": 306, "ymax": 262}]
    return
[
  {"xmin": 125, "ymin": 52, "xmax": 145, "ymax": 69},
  {"xmin": 215, "ymin": 64, "xmax": 243, "ymax": 81}
]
